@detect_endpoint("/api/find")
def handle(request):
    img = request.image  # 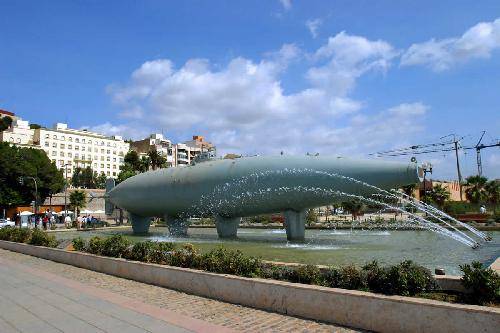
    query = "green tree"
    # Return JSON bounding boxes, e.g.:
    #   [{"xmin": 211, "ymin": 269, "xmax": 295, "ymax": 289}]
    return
[
  {"xmin": 402, "ymin": 183, "xmax": 418, "ymax": 198},
  {"xmin": 147, "ymin": 148, "xmax": 167, "ymax": 170},
  {"xmin": 29, "ymin": 123, "xmax": 41, "ymax": 129},
  {"xmin": 342, "ymin": 200, "xmax": 366, "ymax": 220},
  {"xmin": 465, "ymin": 176, "xmax": 488, "ymax": 204},
  {"xmin": 424, "ymin": 184, "xmax": 450, "ymax": 209},
  {"xmin": 71, "ymin": 166, "xmax": 96, "ymax": 188},
  {"xmin": 0, "ymin": 143, "xmax": 64, "ymax": 207},
  {"xmin": 94, "ymin": 172, "xmax": 107, "ymax": 189},
  {"xmin": 69, "ymin": 190, "xmax": 87, "ymax": 215},
  {"xmin": 124, "ymin": 150, "xmax": 142, "ymax": 171},
  {"xmin": 306, "ymin": 209, "xmax": 318, "ymax": 226},
  {"xmin": 484, "ymin": 180, "xmax": 499, "ymax": 205},
  {"xmin": 0, "ymin": 116, "xmax": 13, "ymax": 131}
]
